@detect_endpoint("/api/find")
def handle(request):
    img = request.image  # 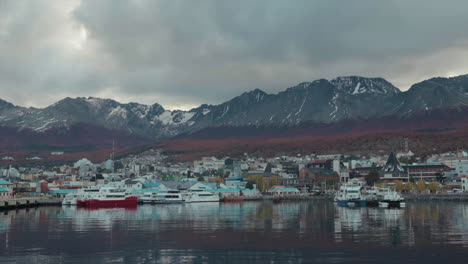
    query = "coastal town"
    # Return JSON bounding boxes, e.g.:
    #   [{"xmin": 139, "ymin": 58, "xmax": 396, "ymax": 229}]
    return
[{"xmin": 1, "ymin": 145, "xmax": 467, "ymax": 209}]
